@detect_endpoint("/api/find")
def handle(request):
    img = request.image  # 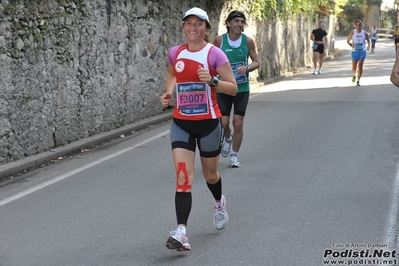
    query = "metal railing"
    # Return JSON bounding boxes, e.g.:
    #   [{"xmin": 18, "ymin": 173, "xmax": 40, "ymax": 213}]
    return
[{"xmin": 376, "ymin": 28, "xmax": 393, "ymax": 43}]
